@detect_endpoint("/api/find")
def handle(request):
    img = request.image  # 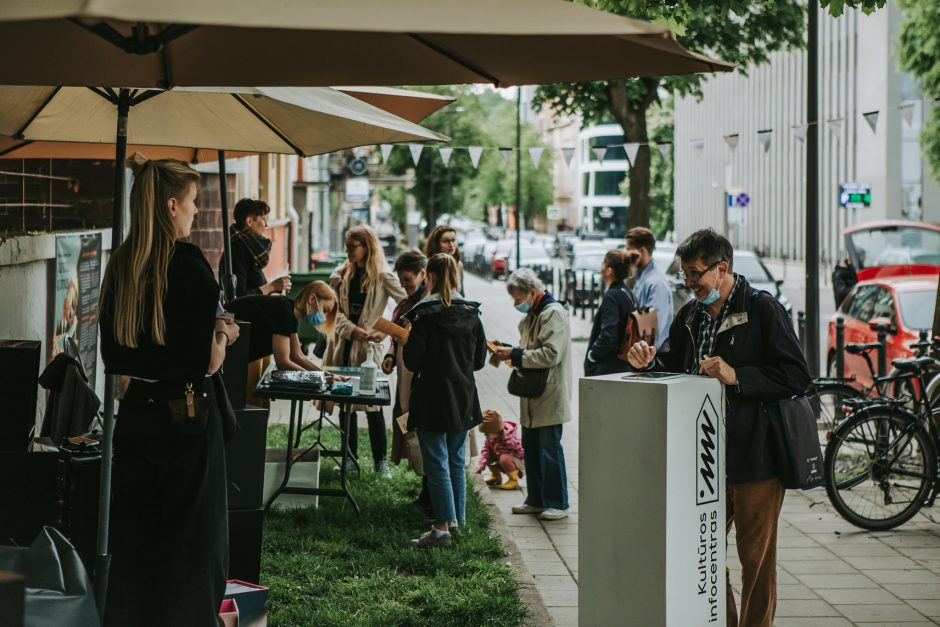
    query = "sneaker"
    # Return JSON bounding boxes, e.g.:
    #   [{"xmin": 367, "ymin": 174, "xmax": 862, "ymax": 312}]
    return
[
  {"xmin": 448, "ymin": 521, "xmax": 466, "ymax": 537},
  {"xmin": 511, "ymin": 503, "xmax": 546, "ymax": 515},
  {"xmin": 410, "ymin": 528, "xmax": 452, "ymax": 549},
  {"xmin": 539, "ymin": 508, "xmax": 568, "ymax": 521},
  {"xmin": 374, "ymin": 459, "xmax": 391, "ymax": 478}
]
